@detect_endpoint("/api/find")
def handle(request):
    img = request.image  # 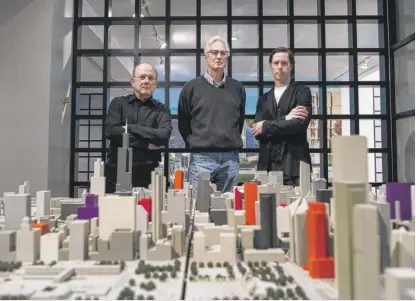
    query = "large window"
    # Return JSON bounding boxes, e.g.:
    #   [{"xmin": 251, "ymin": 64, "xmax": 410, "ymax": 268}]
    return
[
  {"xmin": 392, "ymin": 0, "xmax": 415, "ymax": 182},
  {"xmin": 70, "ymin": 0, "xmax": 391, "ymax": 196}
]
